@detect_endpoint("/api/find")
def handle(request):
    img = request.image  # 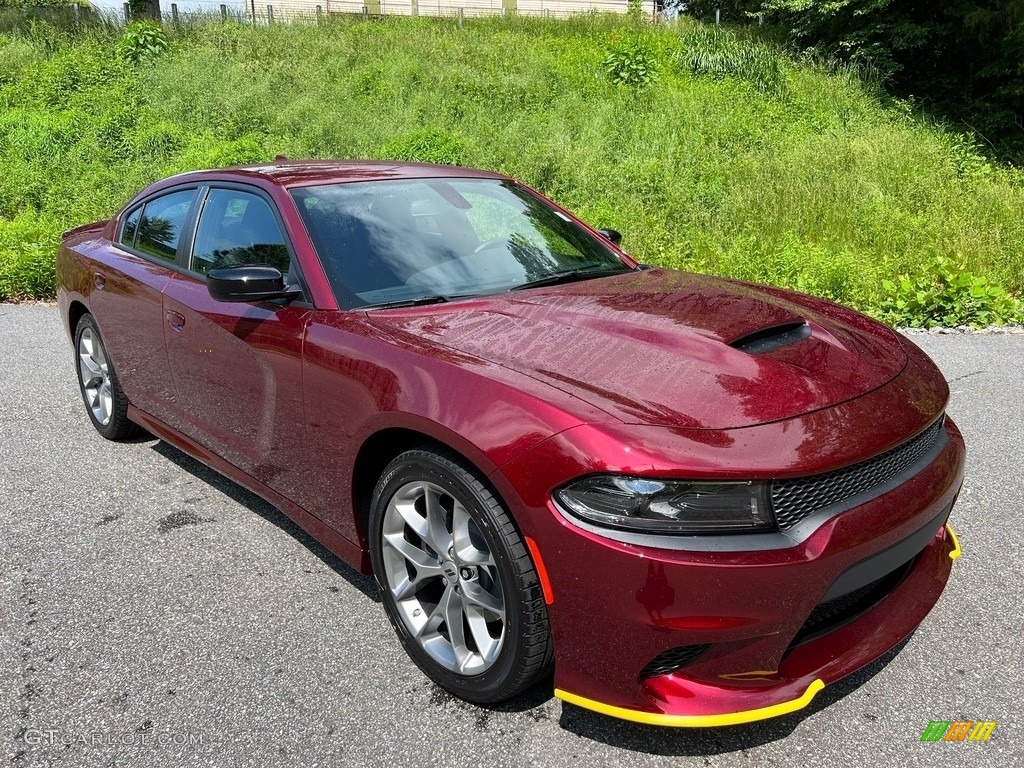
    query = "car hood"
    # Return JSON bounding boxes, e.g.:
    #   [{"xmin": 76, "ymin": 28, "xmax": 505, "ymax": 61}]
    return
[{"xmin": 368, "ymin": 269, "xmax": 908, "ymax": 429}]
